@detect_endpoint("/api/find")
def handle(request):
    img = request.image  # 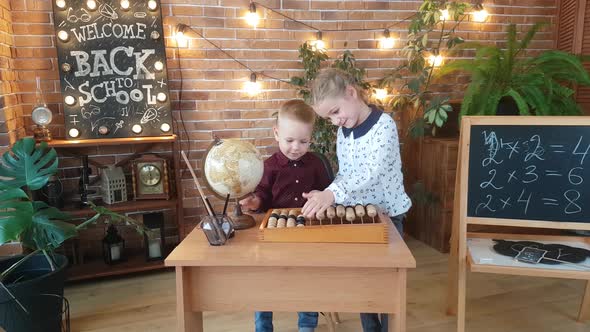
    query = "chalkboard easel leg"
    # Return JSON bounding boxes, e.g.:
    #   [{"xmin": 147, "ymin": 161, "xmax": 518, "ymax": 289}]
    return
[{"xmin": 578, "ymin": 280, "xmax": 590, "ymax": 322}]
